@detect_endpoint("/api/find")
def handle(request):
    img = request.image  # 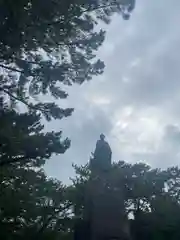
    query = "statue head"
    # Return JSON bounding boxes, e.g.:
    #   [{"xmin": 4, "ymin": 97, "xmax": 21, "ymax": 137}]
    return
[{"xmin": 100, "ymin": 133, "xmax": 105, "ymax": 141}]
